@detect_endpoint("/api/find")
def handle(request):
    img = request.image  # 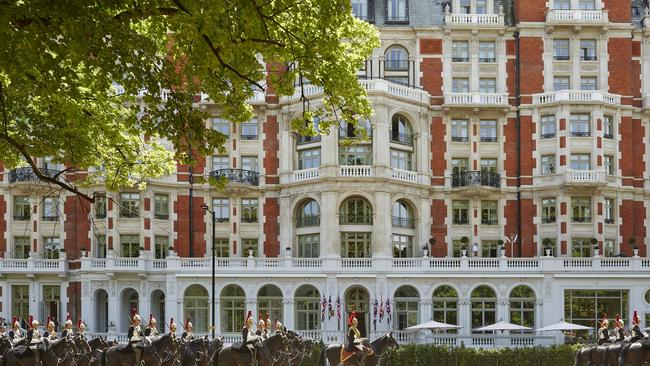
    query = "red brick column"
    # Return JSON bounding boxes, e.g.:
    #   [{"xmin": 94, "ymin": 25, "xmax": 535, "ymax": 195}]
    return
[
  {"xmin": 430, "ymin": 200, "xmax": 447, "ymax": 257},
  {"xmin": 263, "ymin": 198, "xmax": 280, "ymax": 257}
]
